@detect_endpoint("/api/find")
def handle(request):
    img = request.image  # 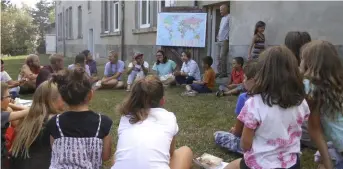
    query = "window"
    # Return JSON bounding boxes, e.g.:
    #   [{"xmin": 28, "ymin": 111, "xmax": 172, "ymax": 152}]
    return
[
  {"xmin": 65, "ymin": 8, "xmax": 69, "ymax": 38},
  {"xmin": 113, "ymin": 1, "xmax": 119, "ymax": 31},
  {"xmin": 139, "ymin": 0, "xmax": 150, "ymax": 28},
  {"xmin": 69, "ymin": 7, "xmax": 73, "ymax": 38},
  {"xmin": 158, "ymin": 0, "xmax": 175, "ymax": 12},
  {"xmin": 58, "ymin": 13, "xmax": 62, "ymax": 39},
  {"xmin": 104, "ymin": 1, "xmax": 109, "ymax": 32},
  {"xmin": 78, "ymin": 6, "xmax": 82, "ymax": 38}
]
